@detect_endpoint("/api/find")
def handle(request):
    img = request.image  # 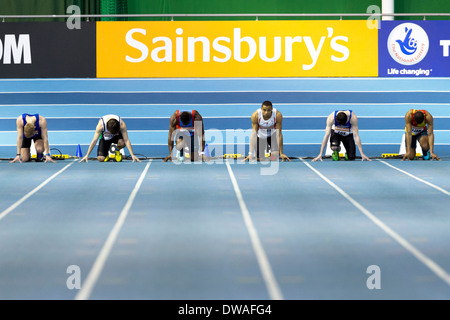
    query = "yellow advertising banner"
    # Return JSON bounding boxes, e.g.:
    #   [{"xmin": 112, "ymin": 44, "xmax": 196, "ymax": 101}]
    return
[{"xmin": 97, "ymin": 20, "xmax": 378, "ymax": 78}]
